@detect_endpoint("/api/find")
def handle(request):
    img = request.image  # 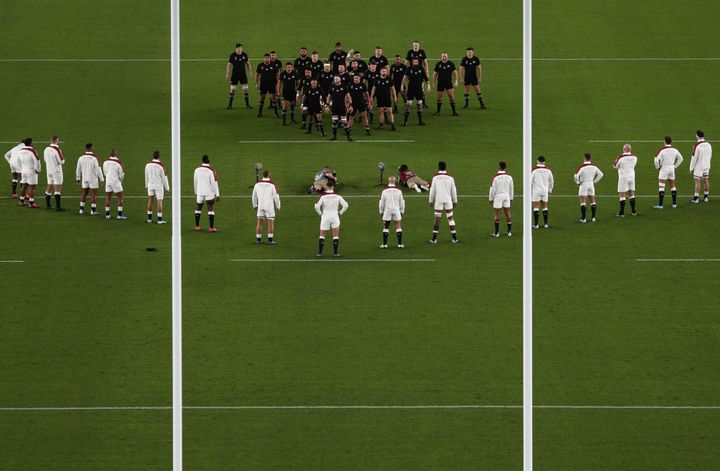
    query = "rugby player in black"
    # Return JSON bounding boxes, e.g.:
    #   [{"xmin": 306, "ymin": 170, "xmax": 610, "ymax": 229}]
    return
[
  {"xmin": 302, "ymin": 79, "xmax": 325, "ymax": 136},
  {"xmin": 328, "ymin": 42, "xmax": 348, "ymax": 73},
  {"xmin": 268, "ymin": 51, "xmax": 283, "ymax": 115},
  {"xmin": 371, "ymin": 46, "xmax": 389, "ymax": 70},
  {"xmin": 308, "ymin": 51, "xmax": 323, "ymax": 78},
  {"xmin": 346, "ymin": 50, "xmax": 367, "ymax": 73},
  {"xmin": 403, "ymin": 58, "xmax": 429, "ymax": 126},
  {"xmin": 390, "ymin": 55, "xmax": 407, "ymax": 112},
  {"xmin": 460, "ymin": 47, "xmax": 487, "ymax": 109},
  {"xmin": 370, "ymin": 67, "xmax": 397, "ymax": 131},
  {"xmin": 336, "ymin": 64, "xmax": 350, "ymax": 86},
  {"xmin": 318, "ymin": 63, "xmax": 334, "ymax": 98},
  {"xmin": 365, "ymin": 61, "xmax": 380, "ymax": 123},
  {"xmin": 406, "ymin": 41, "xmax": 429, "ymax": 107},
  {"xmin": 348, "ymin": 60, "xmax": 364, "ymax": 81},
  {"xmin": 294, "ymin": 47, "xmax": 311, "ymax": 76},
  {"xmin": 432, "ymin": 52, "xmax": 459, "ymax": 116},
  {"xmin": 348, "ymin": 74, "xmax": 371, "ymax": 136},
  {"xmin": 255, "ymin": 54, "xmax": 279, "ymax": 118},
  {"xmin": 298, "ymin": 69, "xmax": 314, "ymax": 129},
  {"xmin": 327, "ymin": 76, "xmax": 353, "ymax": 141},
  {"xmin": 278, "ymin": 63, "xmax": 300, "ymax": 125},
  {"xmin": 226, "ymin": 43, "xmax": 252, "ymax": 109}
]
